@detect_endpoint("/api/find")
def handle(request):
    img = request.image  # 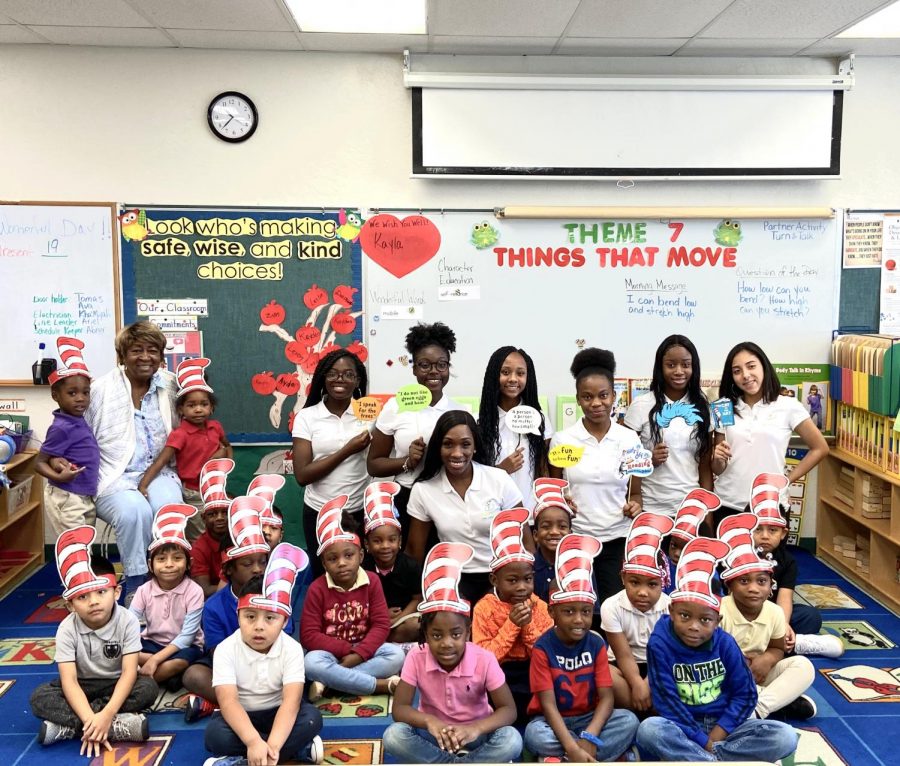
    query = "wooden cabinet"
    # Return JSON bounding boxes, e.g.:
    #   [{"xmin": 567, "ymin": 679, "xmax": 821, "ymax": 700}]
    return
[
  {"xmin": 0, "ymin": 450, "xmax": 45, "ymax": 598},
  {"xmin": 817, "ymin": 448, "xmax": 900, "ymax": 613}
]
